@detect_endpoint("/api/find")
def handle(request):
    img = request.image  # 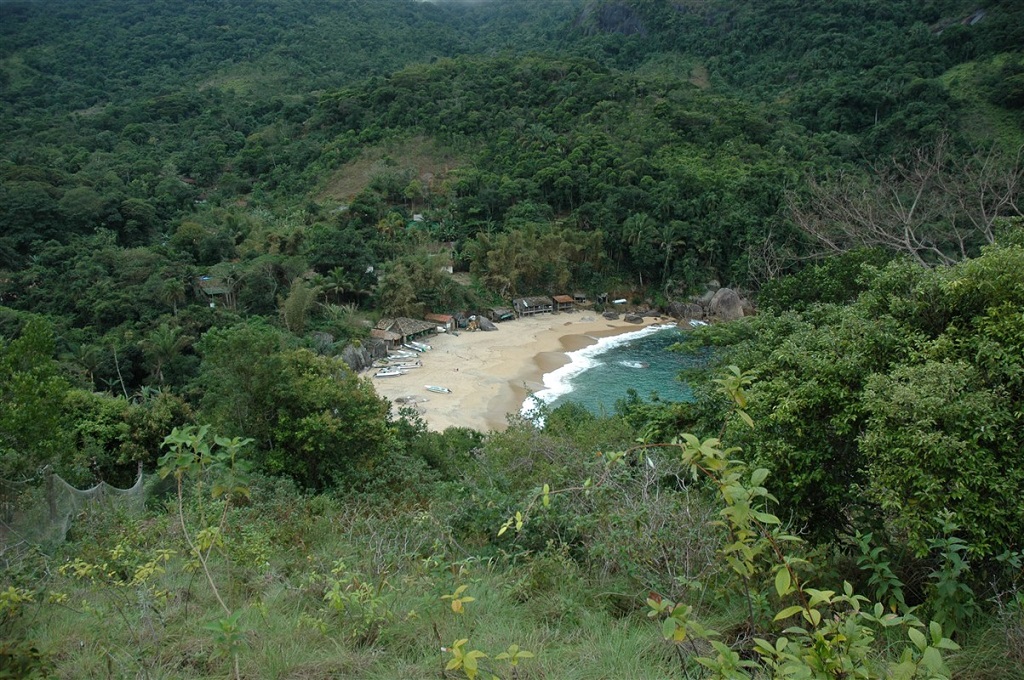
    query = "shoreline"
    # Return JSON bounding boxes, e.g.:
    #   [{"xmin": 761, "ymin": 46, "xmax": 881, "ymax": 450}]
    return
[{"xmin": 365, "ymin": 313, "xmax": 671, "ymax": 433}]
